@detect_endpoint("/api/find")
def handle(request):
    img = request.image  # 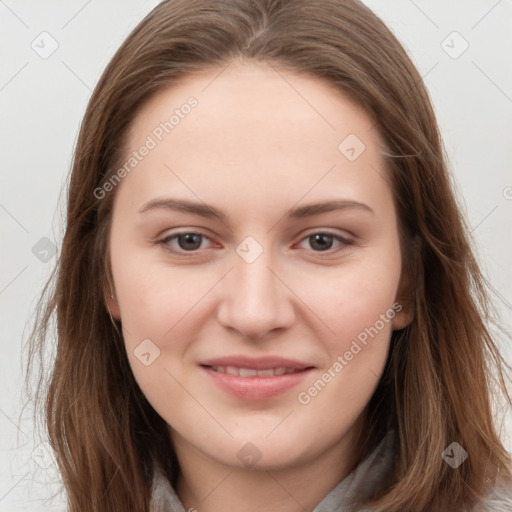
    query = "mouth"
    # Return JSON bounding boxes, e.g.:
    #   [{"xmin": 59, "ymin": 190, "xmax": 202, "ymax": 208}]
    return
[{"xmin": 199, "ymin": 356, "xmax": 315, "ymax": 400}]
